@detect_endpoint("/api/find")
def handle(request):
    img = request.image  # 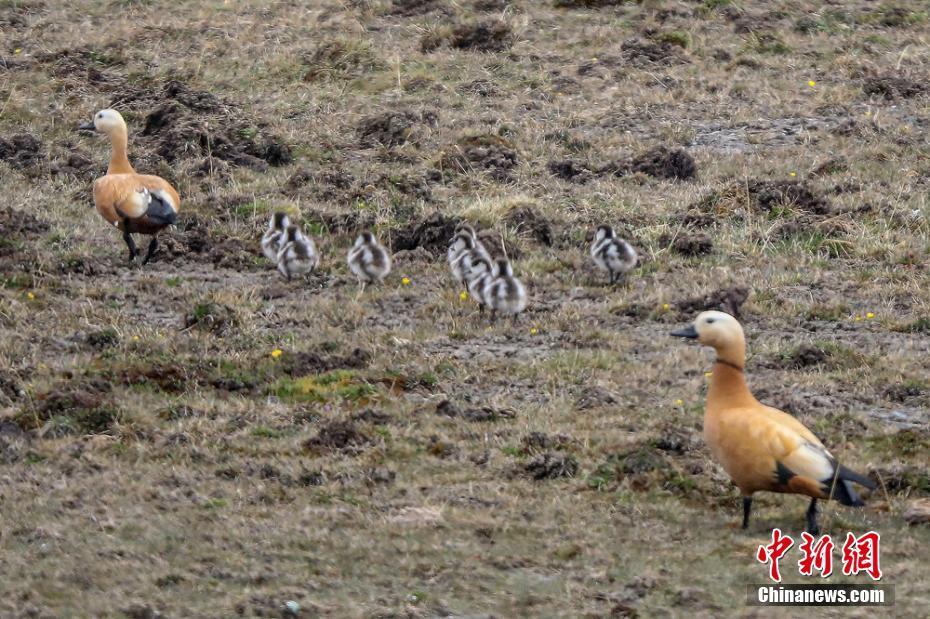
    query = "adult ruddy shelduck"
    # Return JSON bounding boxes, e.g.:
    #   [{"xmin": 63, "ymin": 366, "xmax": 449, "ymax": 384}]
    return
[
  {"xmin": 79, "ymin": 109, "xmax": 179, "ymax": 264},
  {"xmin": 671, "ymin": 311, "xmax": 875, "ymax": 534}
]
